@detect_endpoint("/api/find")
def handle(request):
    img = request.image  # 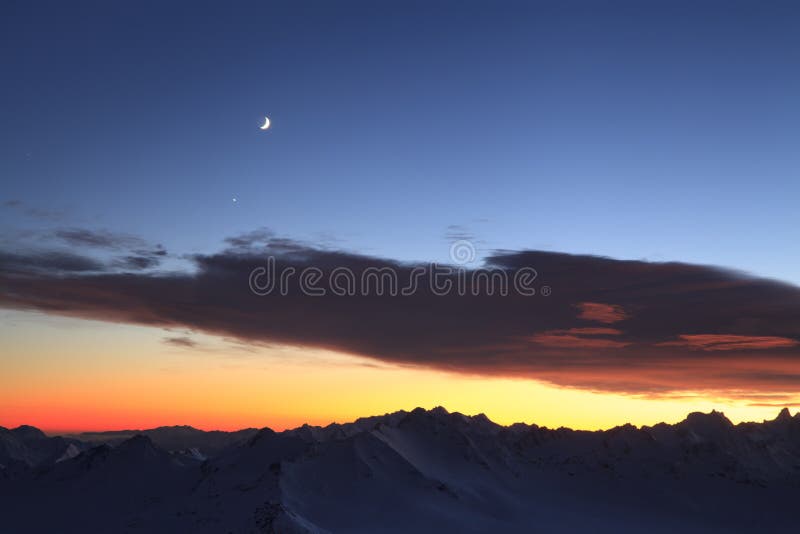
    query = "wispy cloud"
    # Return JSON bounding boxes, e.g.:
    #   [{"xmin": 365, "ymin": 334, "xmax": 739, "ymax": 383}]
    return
[
  {"xmin": 576, "ymin": 302, "xmax": 628, "ymax": 324},
  {"xmin": 0, "ymin": 227, "xmax": 168, "ymax": 273},
  {"xmin": 163, "ymin": 336, "xmax": 199, "ymax": 348},
  {"xmin": 2, "ymin": 199, "xmax": 67, "ymax": 222},
  {"xmin": 658, "ymin": 334, "xmax": 798, "ymax": 351}
]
